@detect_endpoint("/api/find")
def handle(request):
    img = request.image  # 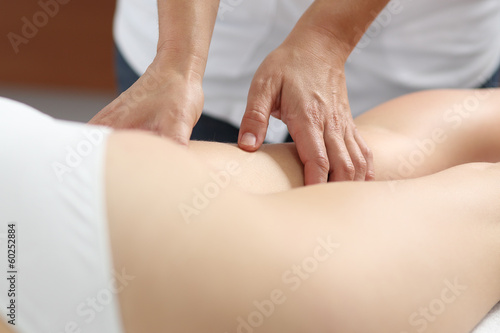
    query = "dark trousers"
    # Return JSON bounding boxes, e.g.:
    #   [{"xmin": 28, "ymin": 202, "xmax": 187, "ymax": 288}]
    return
[{"xmin": 115, "ymin": 46, "xmax": 500, "ymax": 143}]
